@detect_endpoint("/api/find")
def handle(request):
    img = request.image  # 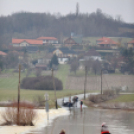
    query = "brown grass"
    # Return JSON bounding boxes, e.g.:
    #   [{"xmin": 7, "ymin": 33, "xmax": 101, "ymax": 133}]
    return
[{"xmin": 1, "ymin": 101, "xmax": 36, "ymax": 126}]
